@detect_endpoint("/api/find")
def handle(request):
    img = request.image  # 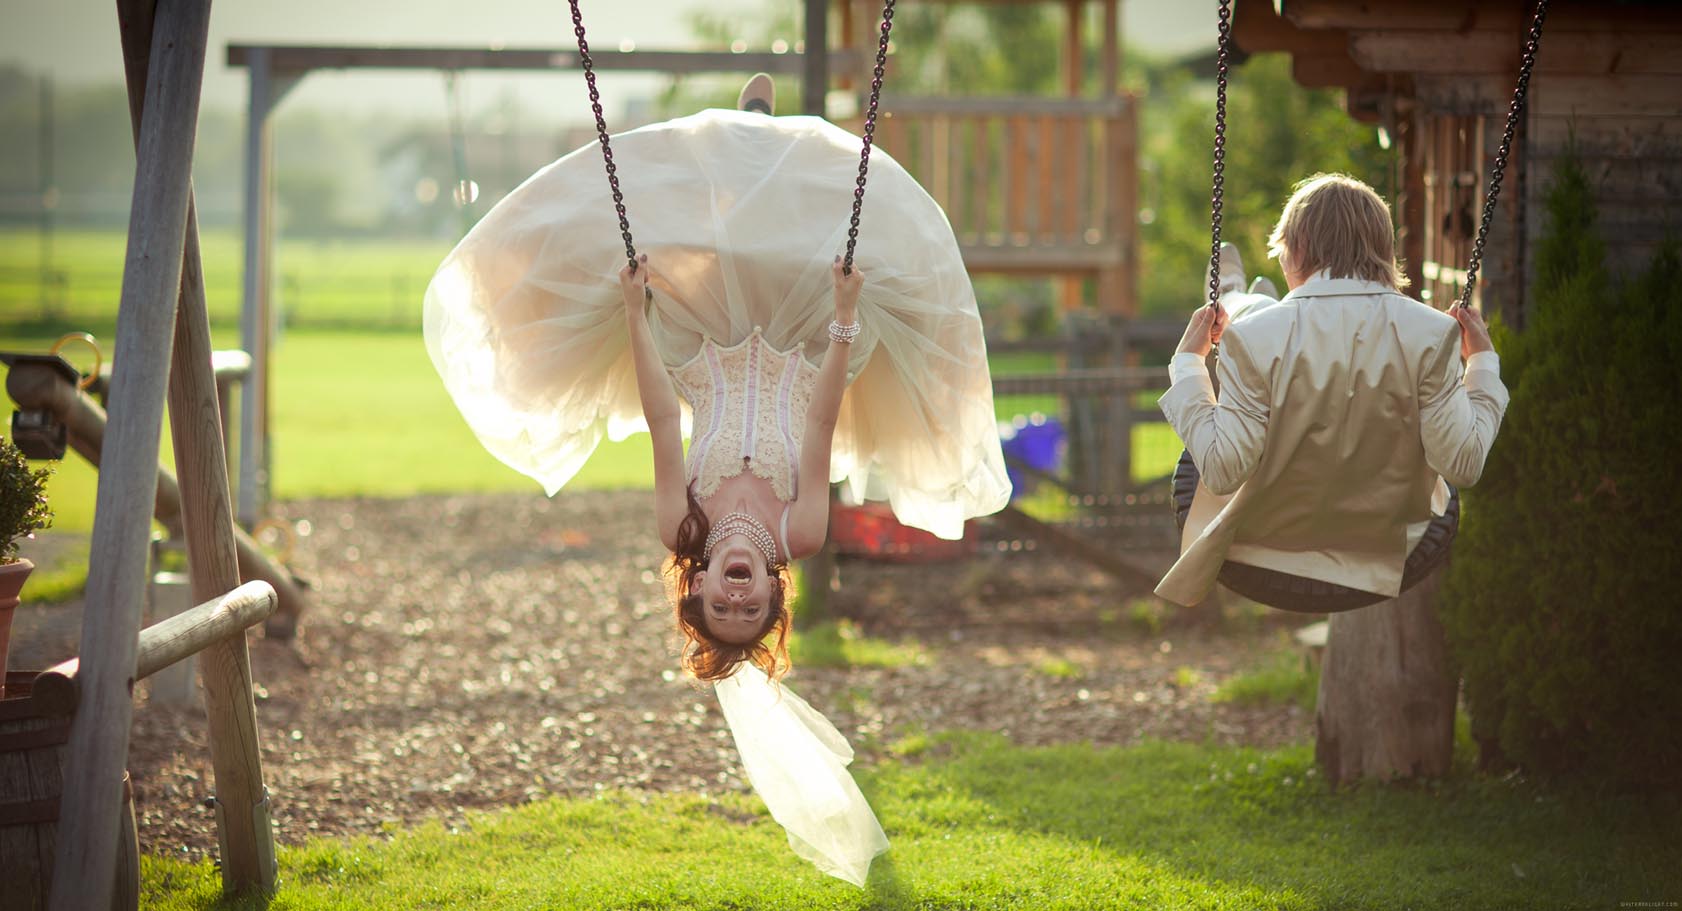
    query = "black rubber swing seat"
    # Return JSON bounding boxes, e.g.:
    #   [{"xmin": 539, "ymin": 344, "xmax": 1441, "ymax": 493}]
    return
[{"xmin": 1170, "ymin": 449, "xmax": 1460, "ymax": 613}]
